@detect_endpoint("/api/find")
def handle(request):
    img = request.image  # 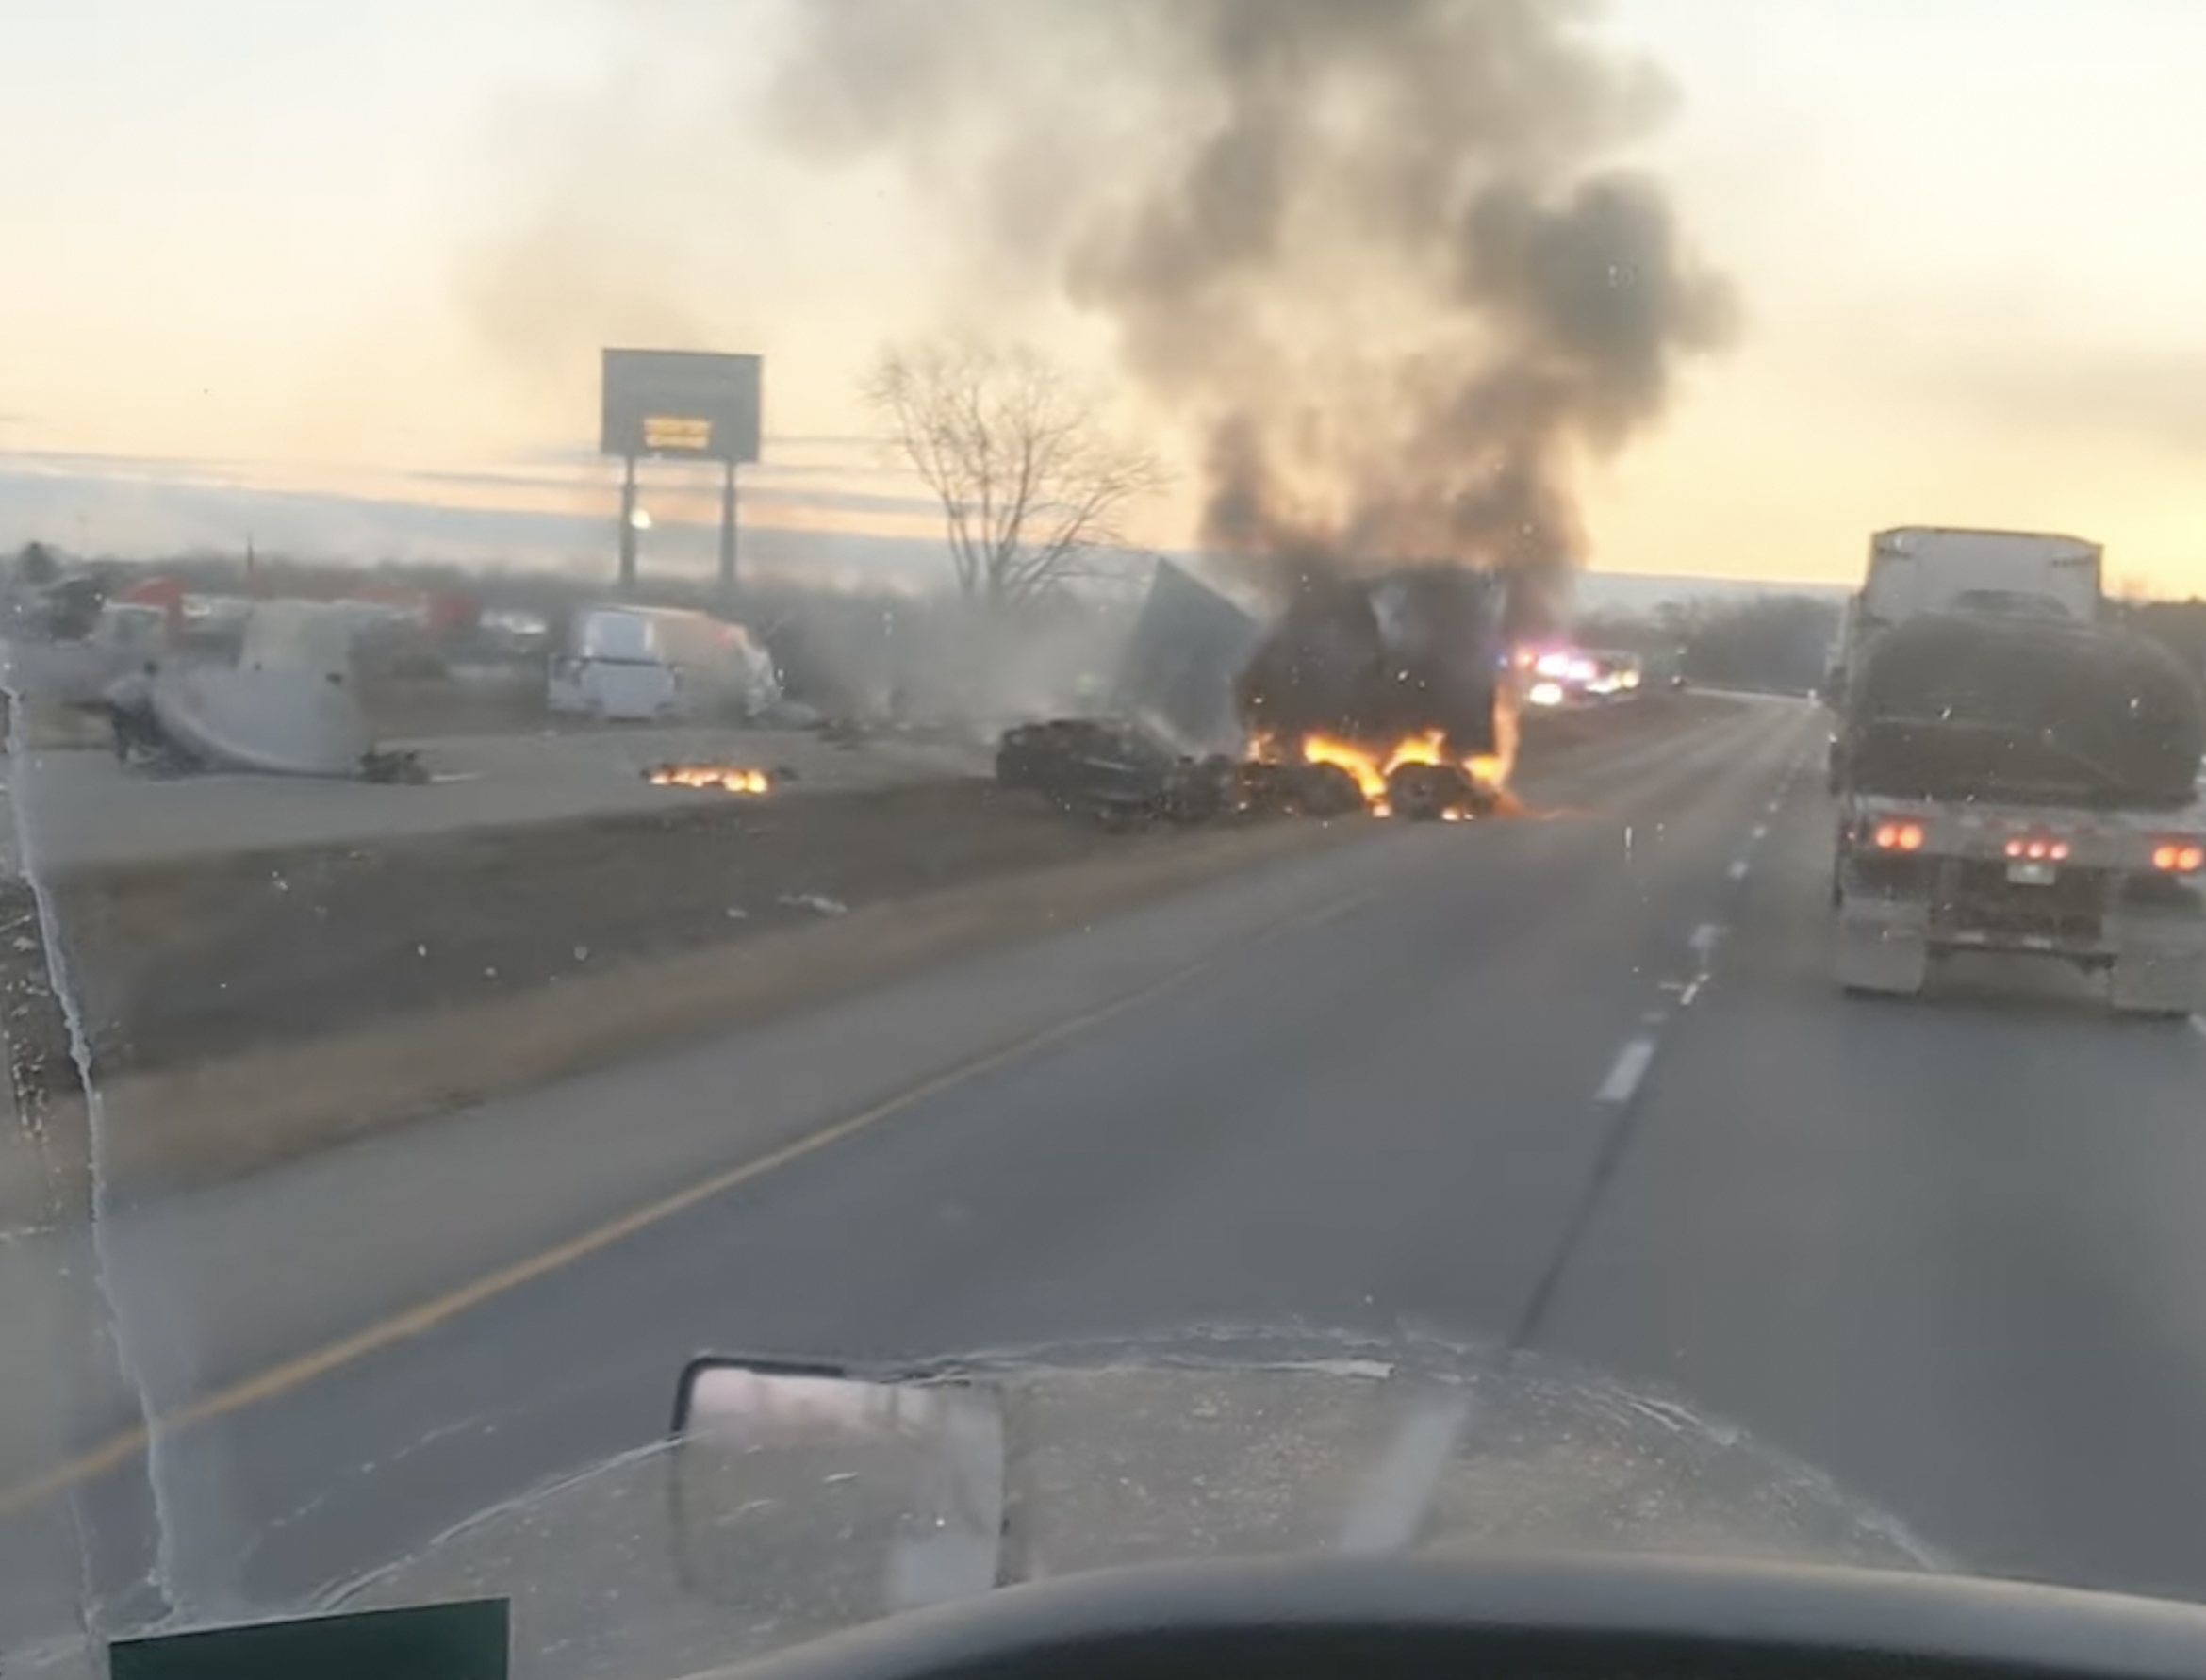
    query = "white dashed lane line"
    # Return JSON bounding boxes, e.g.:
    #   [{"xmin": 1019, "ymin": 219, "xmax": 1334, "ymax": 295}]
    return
[
  {"xmin": 1589, "ymin": 748, "xmax": 1798, "ymax": 1108},
  {"xmin": 1595, "ymin": 1036, "xmax": 1658, "ymax": 1105},
  {"xmin": 1551, "ymin": 767, "xmax": 1795, "ymax": 1338},
  {"xmin": 1725, "ymin": 815, "xmax": 1772, "ymax": 883}
]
